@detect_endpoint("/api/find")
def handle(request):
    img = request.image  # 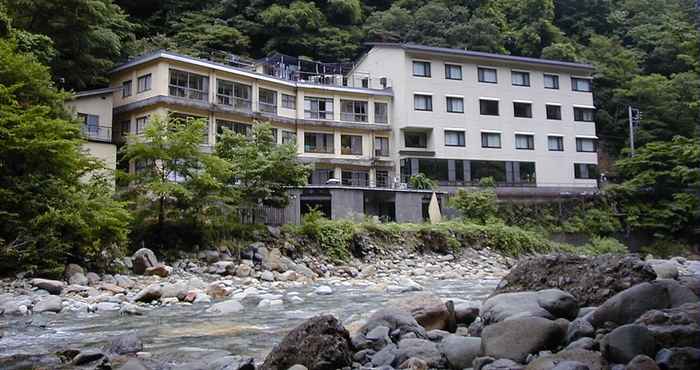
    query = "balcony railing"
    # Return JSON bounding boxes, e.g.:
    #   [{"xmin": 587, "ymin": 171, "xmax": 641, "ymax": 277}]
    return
[
  {"xmin": 376, "ymin": 172, "xmax": 389, "ymax": 188},
  {"xmin": 375, "ymin": 113, "xmax": 388, "ymax": 124},
  {"xmin": 342, "ymin": 172, "xmax": 369, "ymax": 187},
  {"xmin": 259, "ymin": 102, "xmax": 277, "ymax": 114},
  {"xmin": 340, "ymin": 112, "xmax": 368, "ymax": 123},
  {"xmin": 169, "ymin": 85, "xmax": 208, "ymax": 101},
  {"xmin": 216, "ymin": 94, "xmax": 252, "ymax": 112},
  {"xmin": 304, "ymin": 145, "xmax": 334, "ymax": 154},
  {"xmin": 81, "ymin": 125, "xmax": 112, "ymax": 142}
]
